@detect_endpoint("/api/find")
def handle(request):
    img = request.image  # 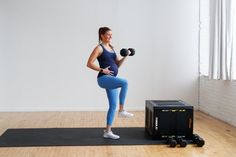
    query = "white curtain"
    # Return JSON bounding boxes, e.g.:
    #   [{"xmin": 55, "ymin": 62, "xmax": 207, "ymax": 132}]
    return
[{"xmin": 209, "ymin": 0, "xmax": 236, "ymax": 80}]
